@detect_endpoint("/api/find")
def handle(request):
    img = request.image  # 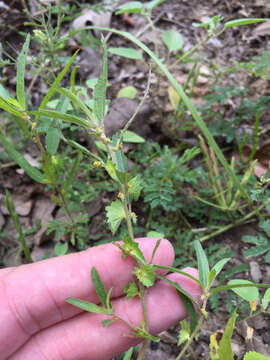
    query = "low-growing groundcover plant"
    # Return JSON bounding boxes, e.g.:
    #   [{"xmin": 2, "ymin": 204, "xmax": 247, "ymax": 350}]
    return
[{"xmin": 0, "ymin": 2, "xmax": 270, "ymax": 358}]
